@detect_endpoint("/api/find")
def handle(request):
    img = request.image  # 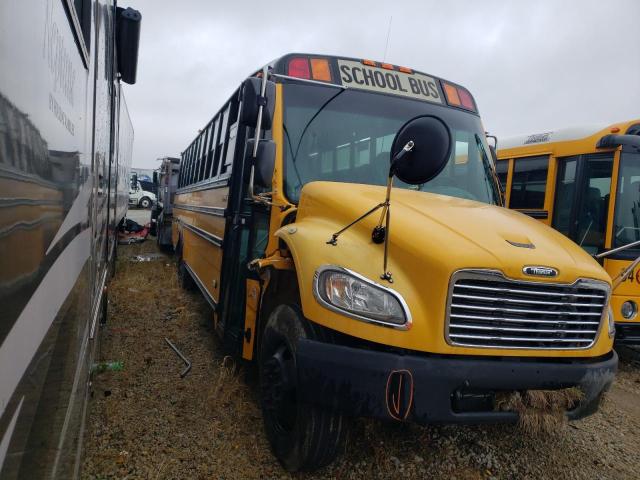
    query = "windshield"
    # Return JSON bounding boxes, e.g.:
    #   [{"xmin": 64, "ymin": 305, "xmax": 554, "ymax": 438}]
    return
[
  {"xmin": 613, "ymin": 150, "xmax": 640, "ymax": 252},
  {"xmin": 282, "ymin": 82, "xmax": 500, "ymax": 205}
]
